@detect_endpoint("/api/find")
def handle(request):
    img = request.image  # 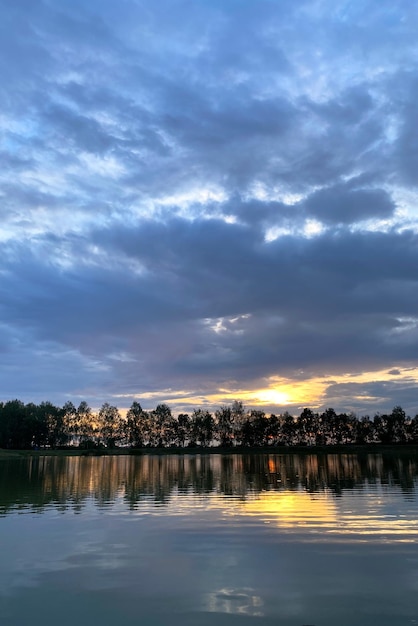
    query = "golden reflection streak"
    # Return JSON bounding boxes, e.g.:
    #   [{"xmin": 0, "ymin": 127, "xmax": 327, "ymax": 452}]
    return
[
  {"xmin": 24, "ymin": 455, "xmax": 418, "ymax": 543},
  {"xmin": 195, "ymin": 492, "xmax": 418, "ymax": 542}
]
